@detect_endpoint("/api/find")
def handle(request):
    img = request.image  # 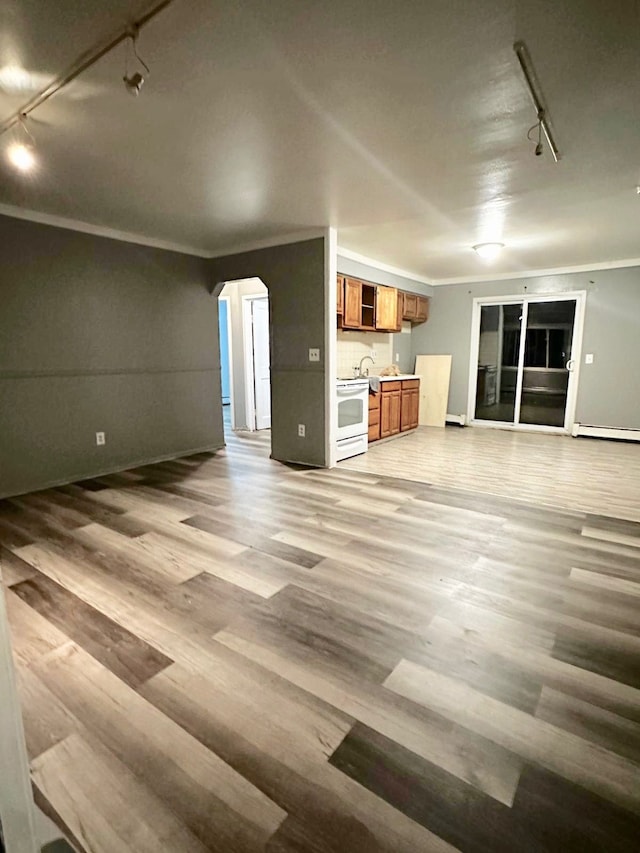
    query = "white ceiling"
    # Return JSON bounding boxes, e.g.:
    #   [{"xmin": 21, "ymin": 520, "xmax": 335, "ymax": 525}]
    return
[{"xmin": 1, "ymin": 0, "xmax": 639, "ymax": 281}]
